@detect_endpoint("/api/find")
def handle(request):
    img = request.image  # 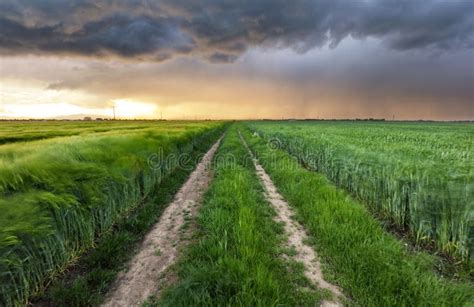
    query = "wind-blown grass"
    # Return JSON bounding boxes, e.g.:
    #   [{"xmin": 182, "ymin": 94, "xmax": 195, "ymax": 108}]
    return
[
  {"xmin": 247, "ymin": 121, "xmax": 473, "ymax": 262},
  {"xmin": 0, "ymin": 120, "xmax": 156, "ymax": 144},
  {"xmin": 0, "ymin": 120, "xmax": 220, "ymax": 145},
  {"xmin": 159, "ymin": 126, "xmax": 322, "ymax": 306},
  {"xmin": 240, "ymin": 124, "xmax": 474, "ymax": 306},
  {"xmin": 33, "ymin": 127, "xmax": 223, "ymax": 306},
  {"xmin": 0, "ymin": 121, "xmax": 225, "ymax": 306}
]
